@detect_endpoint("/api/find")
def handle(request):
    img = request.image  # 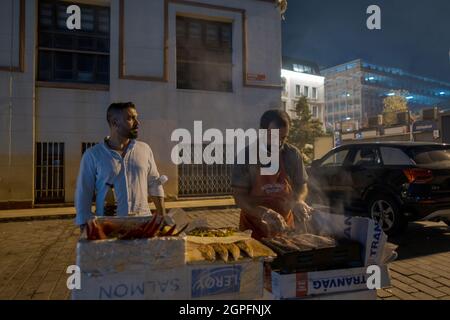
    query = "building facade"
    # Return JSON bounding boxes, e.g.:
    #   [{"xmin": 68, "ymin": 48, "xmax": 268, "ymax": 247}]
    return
[
  {"xmin": 321, "ymin": 59, "xmax": 450, "ymax": 131},
  {"xmin": 281, "ymin": 57, "xmax": 325, "ymax": 128},
  {"xmin": 0, "ymin": 0, "xmax": 283, "ymax": 208}
]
